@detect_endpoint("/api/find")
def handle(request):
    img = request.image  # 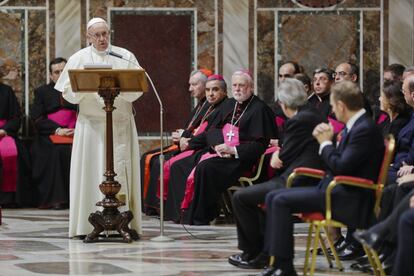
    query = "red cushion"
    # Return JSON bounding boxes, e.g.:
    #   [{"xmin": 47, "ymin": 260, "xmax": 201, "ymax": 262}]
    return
[
  {"xmin": 294, "ymin": 167, "xmax": 325, "ymax": 177},
  {"xmin": 333, "ymin": 175, "xmax": 374, "ymax": 185},
  {"xmin": 49, "ymin": 134, "xmax": 73, "ymax": 144},
  {"xmin": 300, "ymin": 212, "xmax": 325, "ymax": 221}
]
